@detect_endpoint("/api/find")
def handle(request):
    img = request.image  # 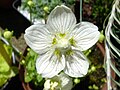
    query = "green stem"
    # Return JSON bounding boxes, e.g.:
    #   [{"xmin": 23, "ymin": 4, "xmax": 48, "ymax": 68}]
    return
[
  {"xmin": 80, "ymin": 0, "xmax": 82, "ymax": 22},
  {"xmin": 0, "ymin": 40, "xmax": 12, "ymax": 65},
  {"xmin": 29, "ymin": 6, "xmax": 32, "ymax": 23}
]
